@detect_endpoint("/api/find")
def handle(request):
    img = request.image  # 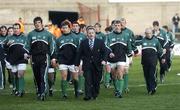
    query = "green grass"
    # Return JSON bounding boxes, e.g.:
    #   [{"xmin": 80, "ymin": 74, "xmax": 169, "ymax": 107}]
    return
[{"xmin": 0, "ymin": 56, "xmax": 180, "ymax": 110}]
